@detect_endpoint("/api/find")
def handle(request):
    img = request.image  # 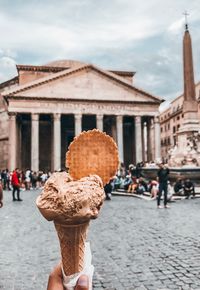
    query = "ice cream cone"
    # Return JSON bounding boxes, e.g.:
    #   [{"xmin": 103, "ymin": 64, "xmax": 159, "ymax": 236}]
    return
[{"xmin": 54, "ymin": 221, "xmax": 89, "ymax": 276}]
